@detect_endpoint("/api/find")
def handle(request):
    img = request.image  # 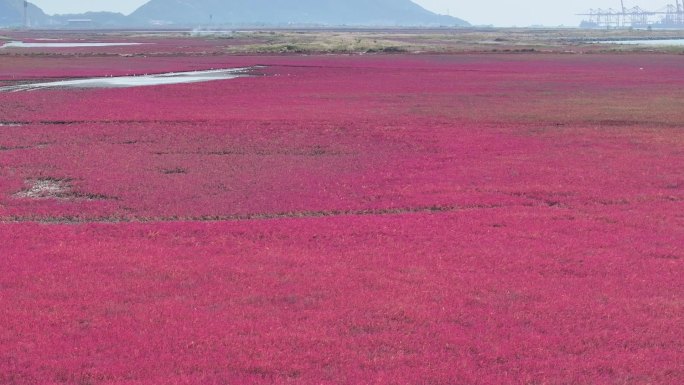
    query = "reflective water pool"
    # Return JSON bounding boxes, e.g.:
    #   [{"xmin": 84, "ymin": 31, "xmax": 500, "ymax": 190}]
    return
[
  {"xmin": 1, "ymin": 41, "xmax": 145, "ymax": 48},
  {"xmin": 0, "ymin": 68, "xmax": 256, "ymax": 92},
  {"xmin": 596, "ymin": 39, "xmax": 684, "ymax": 46}
]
